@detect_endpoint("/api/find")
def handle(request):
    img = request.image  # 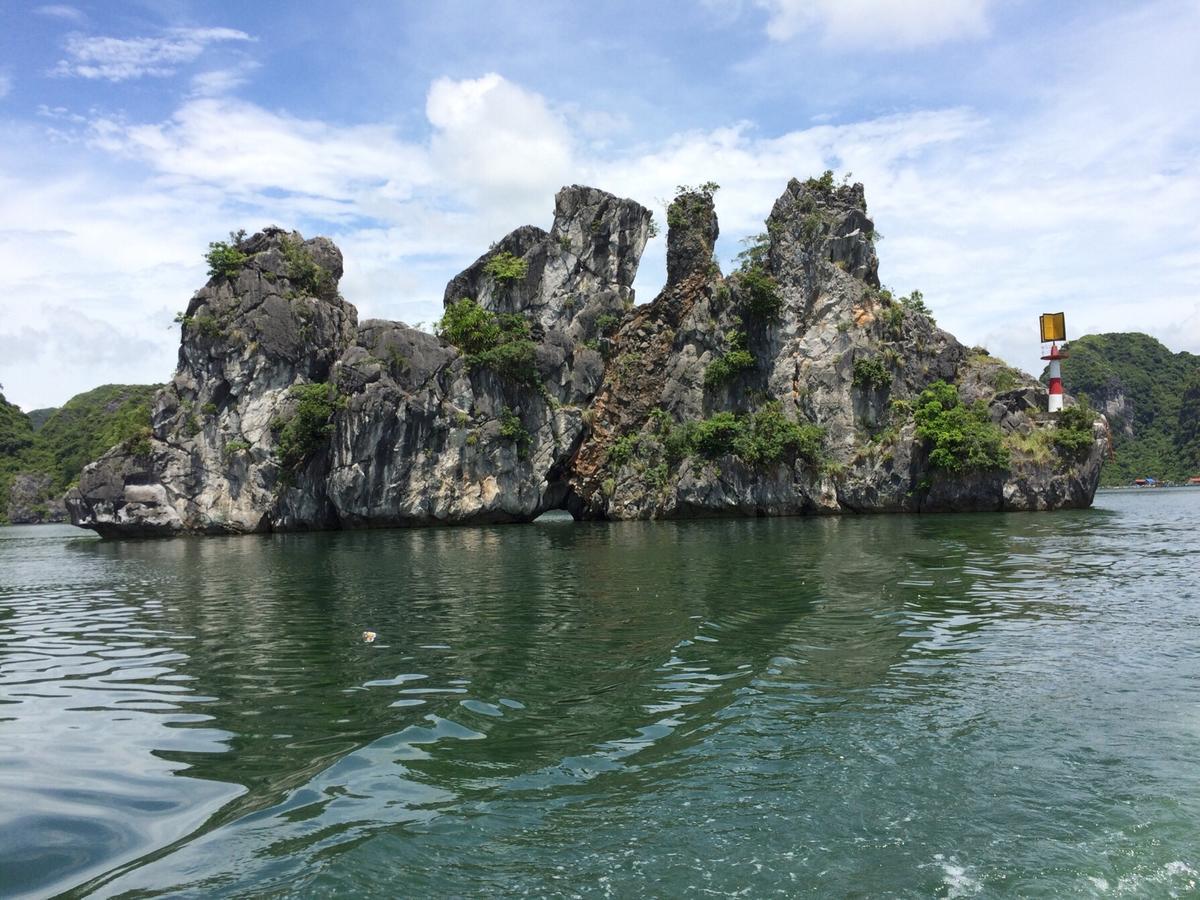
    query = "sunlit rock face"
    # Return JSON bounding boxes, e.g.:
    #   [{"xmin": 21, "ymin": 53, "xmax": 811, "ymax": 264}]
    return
[{"xmin": 68, "ymin": 180, "xmax": 1105, "ymax": 537}]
